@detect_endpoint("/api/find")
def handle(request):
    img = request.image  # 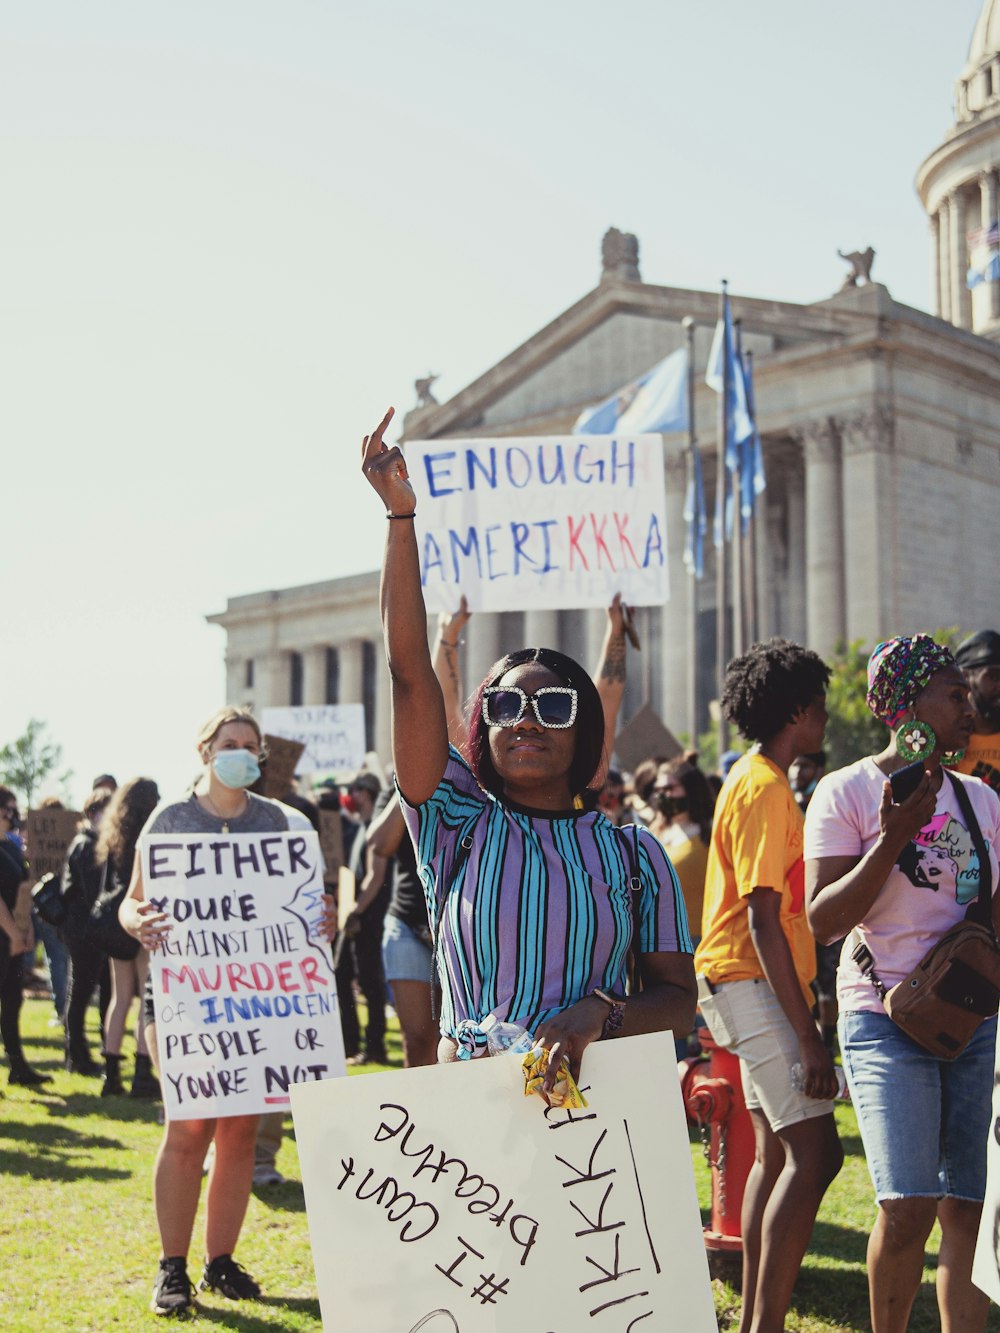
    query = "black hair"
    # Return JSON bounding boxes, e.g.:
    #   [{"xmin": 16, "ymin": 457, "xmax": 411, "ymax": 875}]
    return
[
  {"xmin": 665, "ymin": 758, "xmax": 715, "ymax": 844},
  {"xmin": 721, "ymin": 638, "xmax": 831, "ymax": 744},
  {"xmin": 466, "ymin": 647, "xmax": 605, "ymax": 800}
]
